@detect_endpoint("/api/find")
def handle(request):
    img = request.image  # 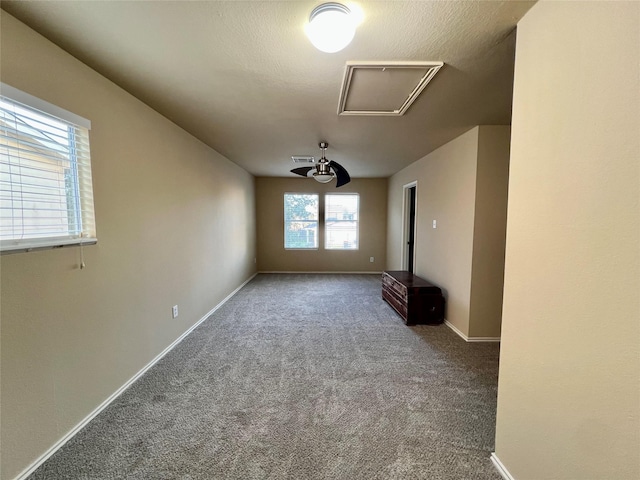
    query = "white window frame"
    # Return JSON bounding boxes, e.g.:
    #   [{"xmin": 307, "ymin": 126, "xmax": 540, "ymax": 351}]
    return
[
  {"xmin": 0, "ymin": 83, "xmax": 97, "ymax": 254},
  {"xmin": 284, "ymin": 193, "xmax": 319, "ymax": 250},
  {"xmin": 324, "ymin": 193, "xmax": 359, "ymax": 250}
]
